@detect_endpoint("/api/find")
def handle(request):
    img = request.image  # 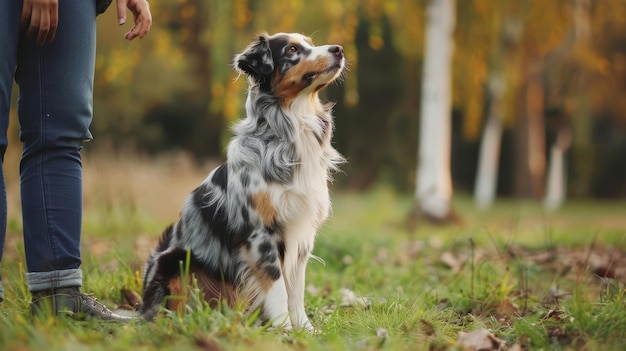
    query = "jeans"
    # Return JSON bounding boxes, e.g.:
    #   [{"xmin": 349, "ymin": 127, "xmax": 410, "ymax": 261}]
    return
[{"xmin": 0, "ymin": 1, "xmax": 96, "ymax": 299}]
